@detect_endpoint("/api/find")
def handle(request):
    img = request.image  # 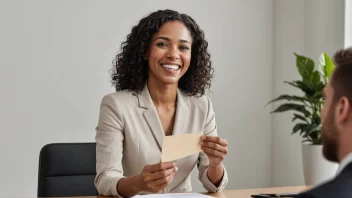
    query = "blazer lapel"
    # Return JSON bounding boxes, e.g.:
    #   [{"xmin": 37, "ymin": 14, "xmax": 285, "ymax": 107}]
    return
[
  {"xmin": 137, "ymin": 86, "xmax": 191, "ymax": 149},
  {"xmin": 172, "ymin": 89, "xmax": 190, "ymax": 135},
  {"xmin": 341, "ymin": 161, "xmax": 352, "ymax": 175},
  {"xmin": 138, "ymin": 85, "xmax": 165, "ymax": 150}
]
